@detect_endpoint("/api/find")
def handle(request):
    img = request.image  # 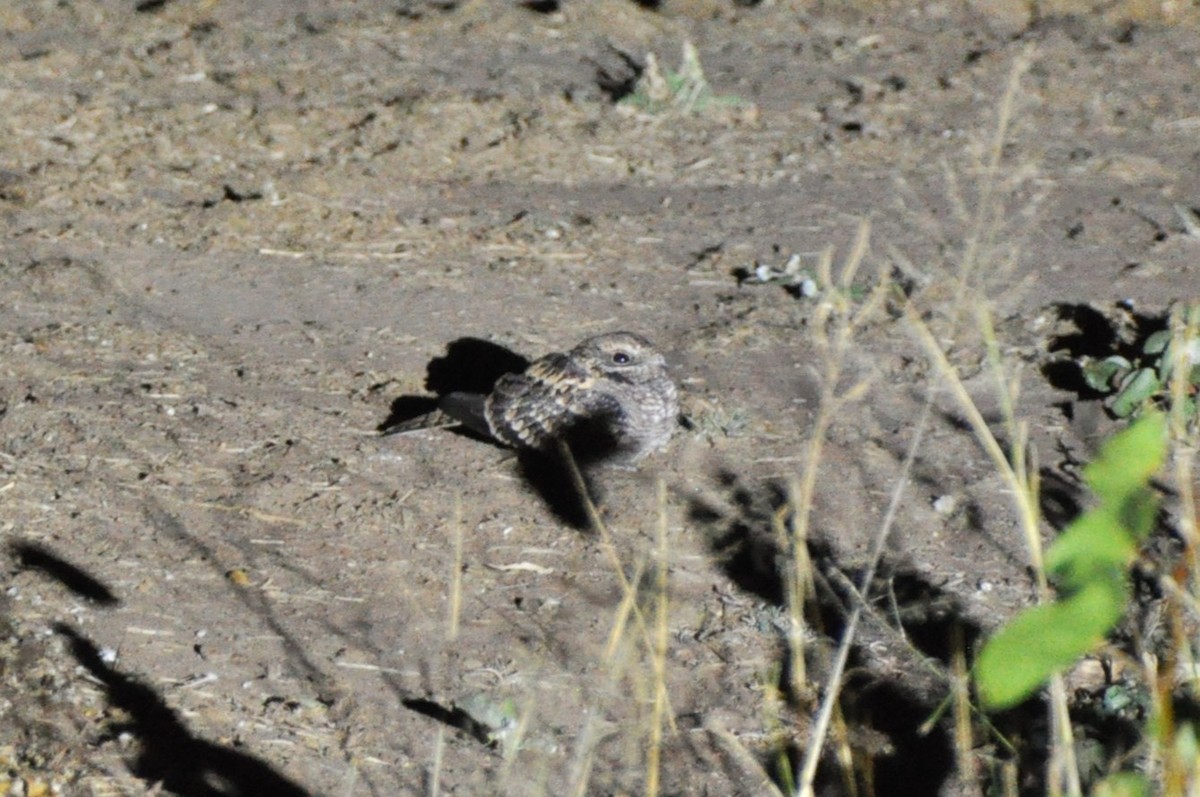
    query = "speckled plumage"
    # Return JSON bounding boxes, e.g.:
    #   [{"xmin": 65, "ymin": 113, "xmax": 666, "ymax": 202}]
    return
[{"xmin": 391, "ymin": 332, "xmax": 679, "ymax": 465}]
